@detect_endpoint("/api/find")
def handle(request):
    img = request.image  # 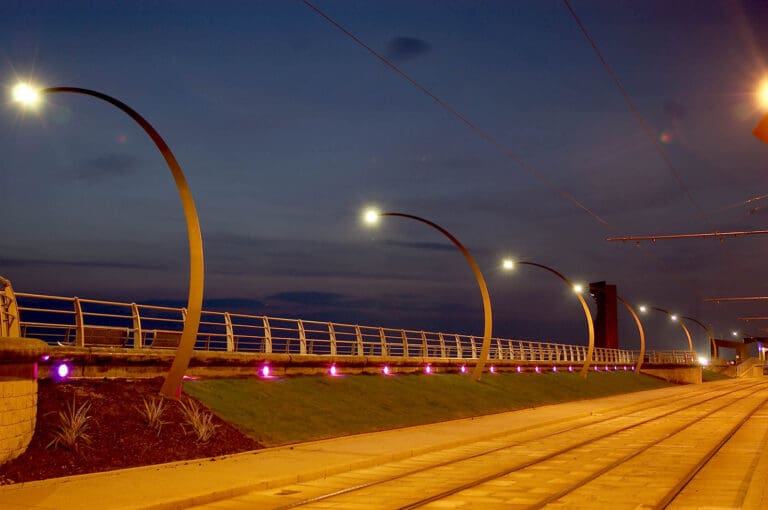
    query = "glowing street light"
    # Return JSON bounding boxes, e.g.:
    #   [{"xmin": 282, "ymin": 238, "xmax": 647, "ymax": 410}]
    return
[
  {"xmin": 754, "ymin": 77, "xmax": 768, "ymax": 144},
  {"xmin": 501, "ymin": 259, "xmax": 594, "ymax": 376},
  {"xmin": 758, "ymin": 78, "xmax": 768, "ymax": 110},
  {"xmin": 640, "ymin": 306, "xmax": 695, "ymax": 354},
  {"xmin": 12, "ymin": 82, "xmax": 40, "ymax": 107},
  {"xmin": 11, "ymin": 82, "xmax": 204, "ymax": 399},
  {"xmin": 364, "ymin": 209, "xmax": 492, "ymax": 381}
]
